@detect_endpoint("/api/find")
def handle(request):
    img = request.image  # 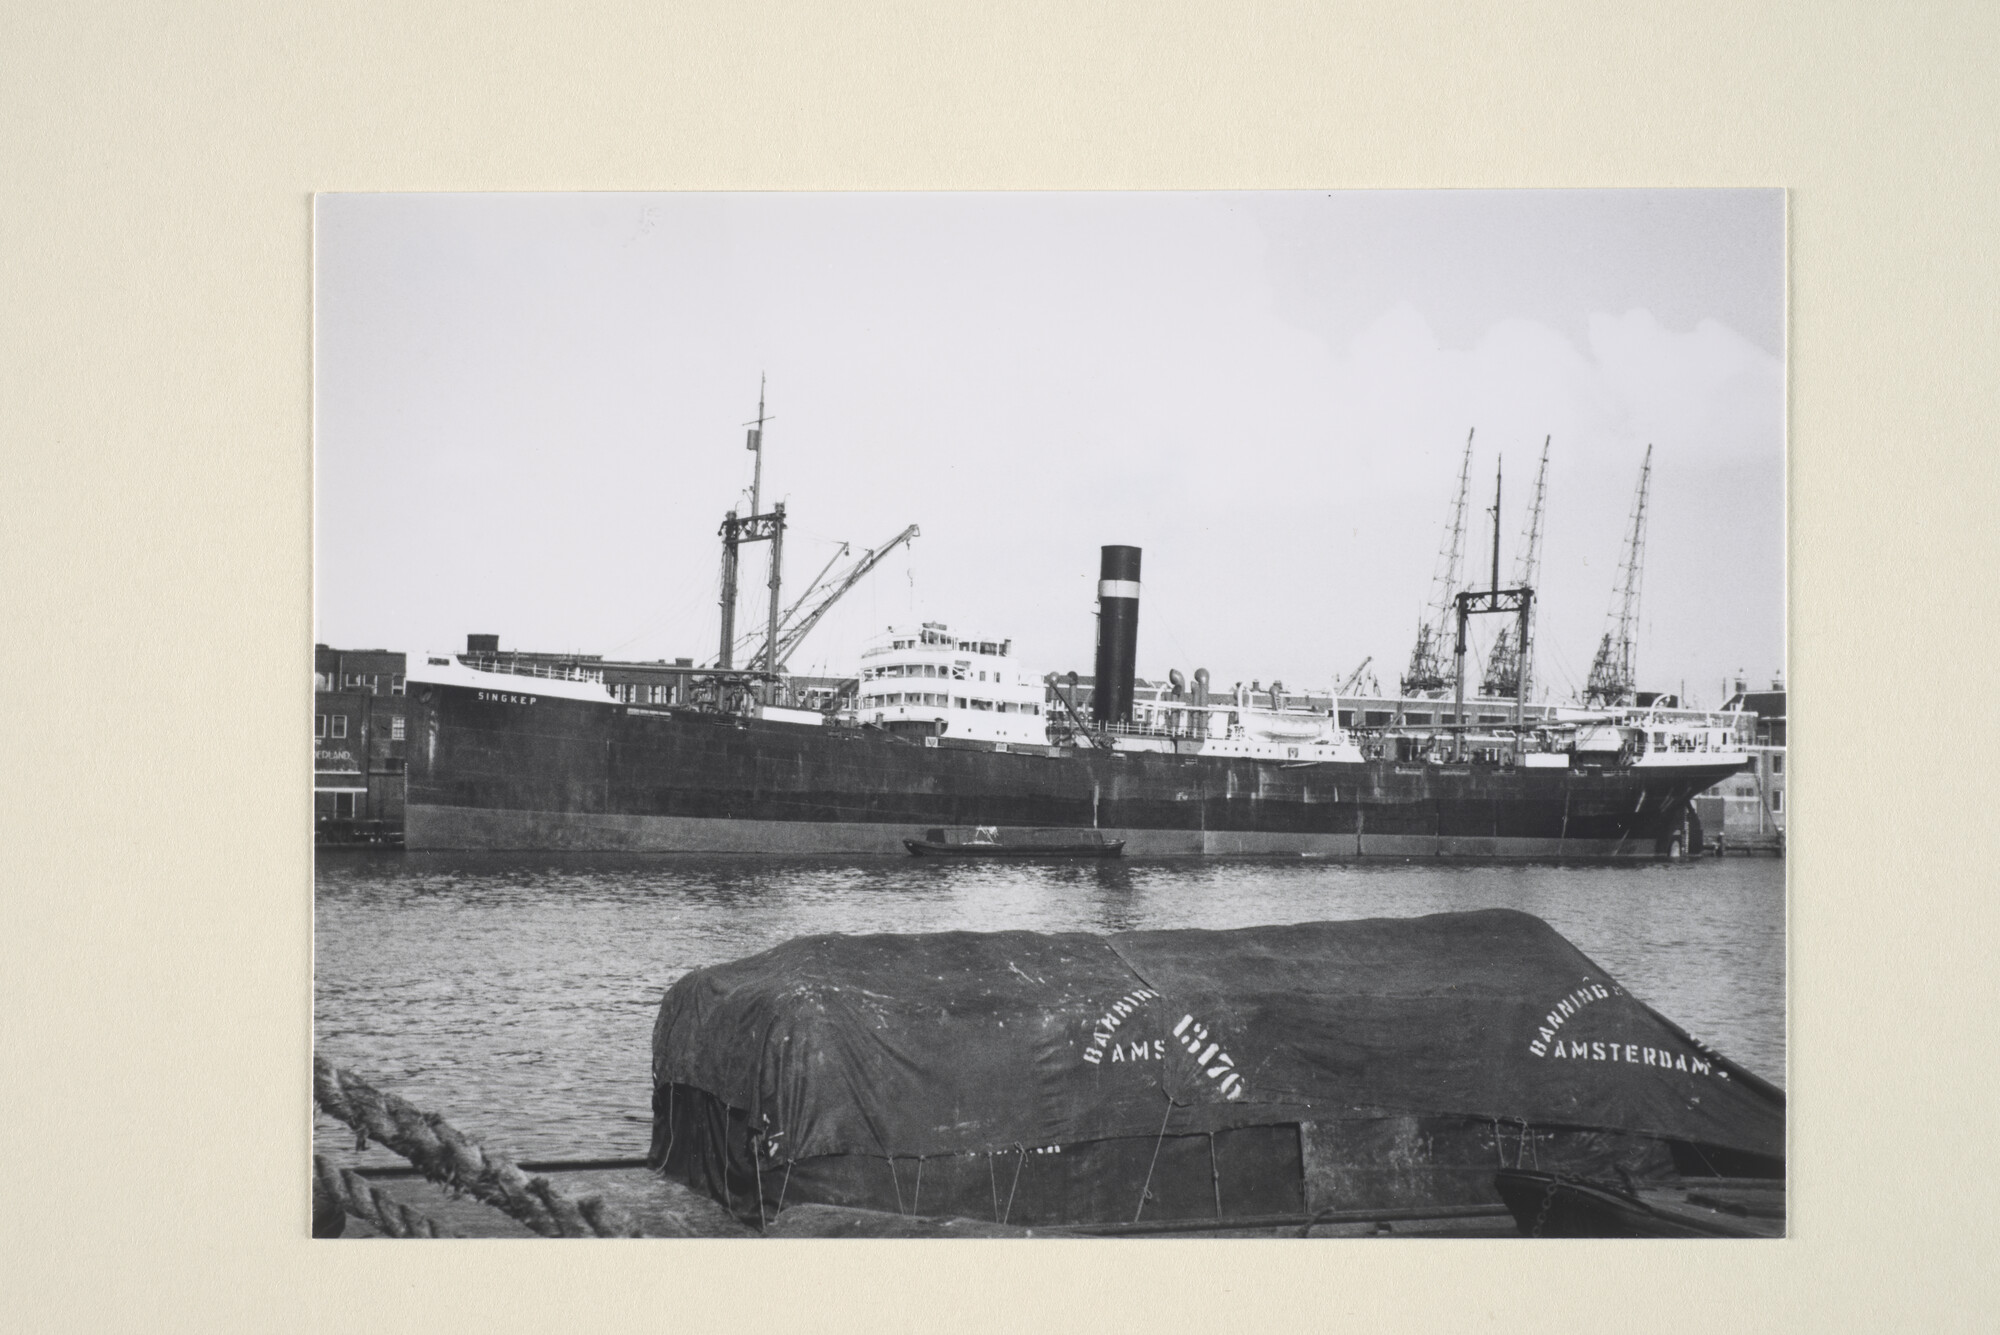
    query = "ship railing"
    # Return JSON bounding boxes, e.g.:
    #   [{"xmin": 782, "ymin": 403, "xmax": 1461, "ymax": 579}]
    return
[
  {"xmin": 459, "ymin": 654, "xmax": 606, "ymax": 685},
  {"xmin": 1095, "ymin": 719, "xmax": 1213, "ymax": 742}
]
